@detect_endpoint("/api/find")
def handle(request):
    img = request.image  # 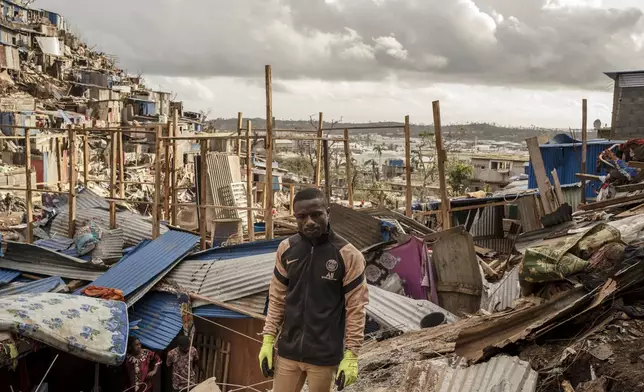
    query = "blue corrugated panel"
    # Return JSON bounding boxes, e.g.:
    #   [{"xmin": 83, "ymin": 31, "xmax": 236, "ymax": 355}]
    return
[
  {"xmin": 34, "ymin": 237, "xmax": 74, "ymax": 252},
  {"xmin": 189, "ymin": 237, "xmax": 283, "ymax": 261},
  {"xmin": 528, "ymin": 139, "xmax": 625, "ymax": 200},
  {"xmin": 88, "ymin": 231, "xmax": 198, "ymax": 297},
  {"xmin": 0, "ymin": 268, "xmax": 20, "ymax": 285},
  {"xmin": 192, "ymin": 305, "xmax": 248, "ymax": 319},
  {"xmin": 129, "ymin": 292, "xmax": 183, "ymax": 350},
  {"xmin": 0, "ymin": 276, "xmax": 65, "ymax": 296}
]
